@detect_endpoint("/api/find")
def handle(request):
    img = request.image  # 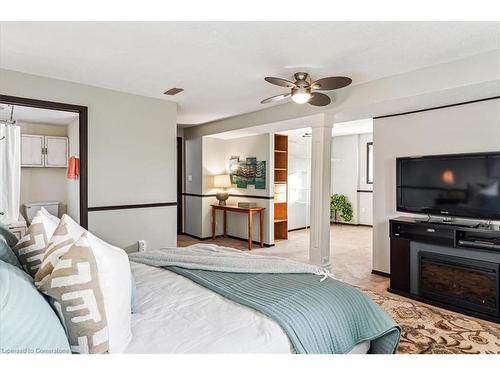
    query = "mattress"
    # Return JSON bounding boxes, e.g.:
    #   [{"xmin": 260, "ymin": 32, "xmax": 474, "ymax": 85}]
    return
[{"xmin": 126, "ymin": 261, "xmax": 370, "ymax": 354}]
